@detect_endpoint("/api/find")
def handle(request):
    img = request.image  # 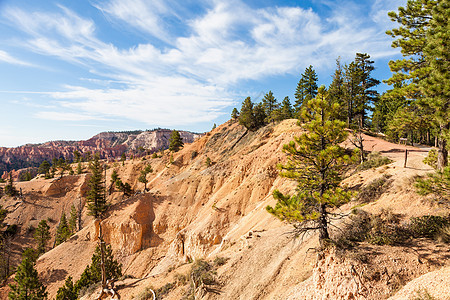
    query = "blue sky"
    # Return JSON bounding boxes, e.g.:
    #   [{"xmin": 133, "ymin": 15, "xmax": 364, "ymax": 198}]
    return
[{"xmin": 0, "ymin": 0, "xmax": 405, "ymax": 147}]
